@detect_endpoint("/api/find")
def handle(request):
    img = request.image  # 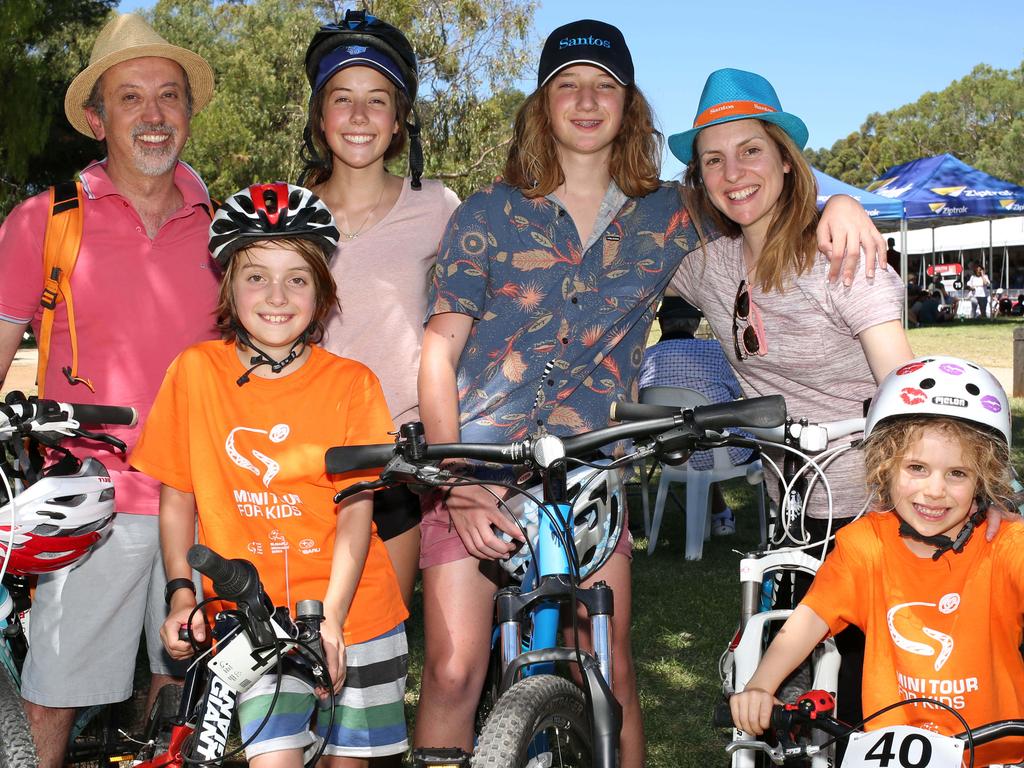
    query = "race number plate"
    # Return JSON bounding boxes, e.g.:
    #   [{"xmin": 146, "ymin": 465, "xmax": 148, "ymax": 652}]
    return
[
  {"xmin": 842, "ymin": 726, "xmax": 964, "ymax": 768},
  {"xmin": 207, "ymin": 617, "xmax": 292, "ymax": 693}
]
